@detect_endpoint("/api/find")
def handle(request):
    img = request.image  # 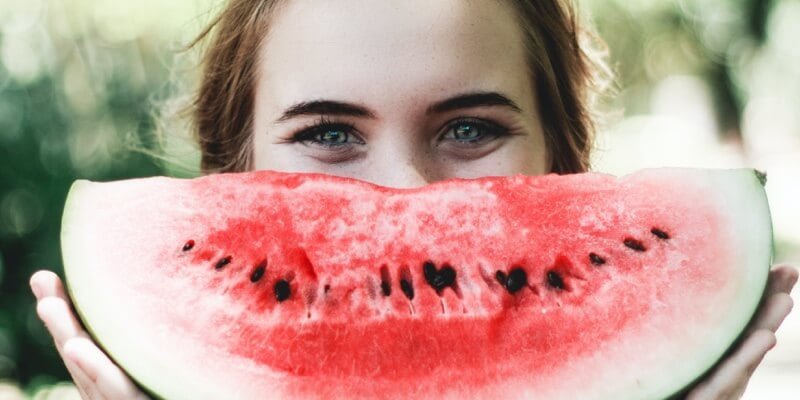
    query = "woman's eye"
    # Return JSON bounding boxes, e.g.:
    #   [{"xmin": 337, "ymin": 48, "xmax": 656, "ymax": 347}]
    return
[
  {"xmin": 292, "ymin": 123, "xmax": 362, "ymax": 148},
  {"xmin": 441, "ymin": 119, "xmax": 509, "ymax": 144},
  {"xmin": 453, "ymin": 124, "xmax": 481, "ymax": 141},
  {"xmin": 318, "ymin": 129, "xmax": 348, "ymax": 144}
]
